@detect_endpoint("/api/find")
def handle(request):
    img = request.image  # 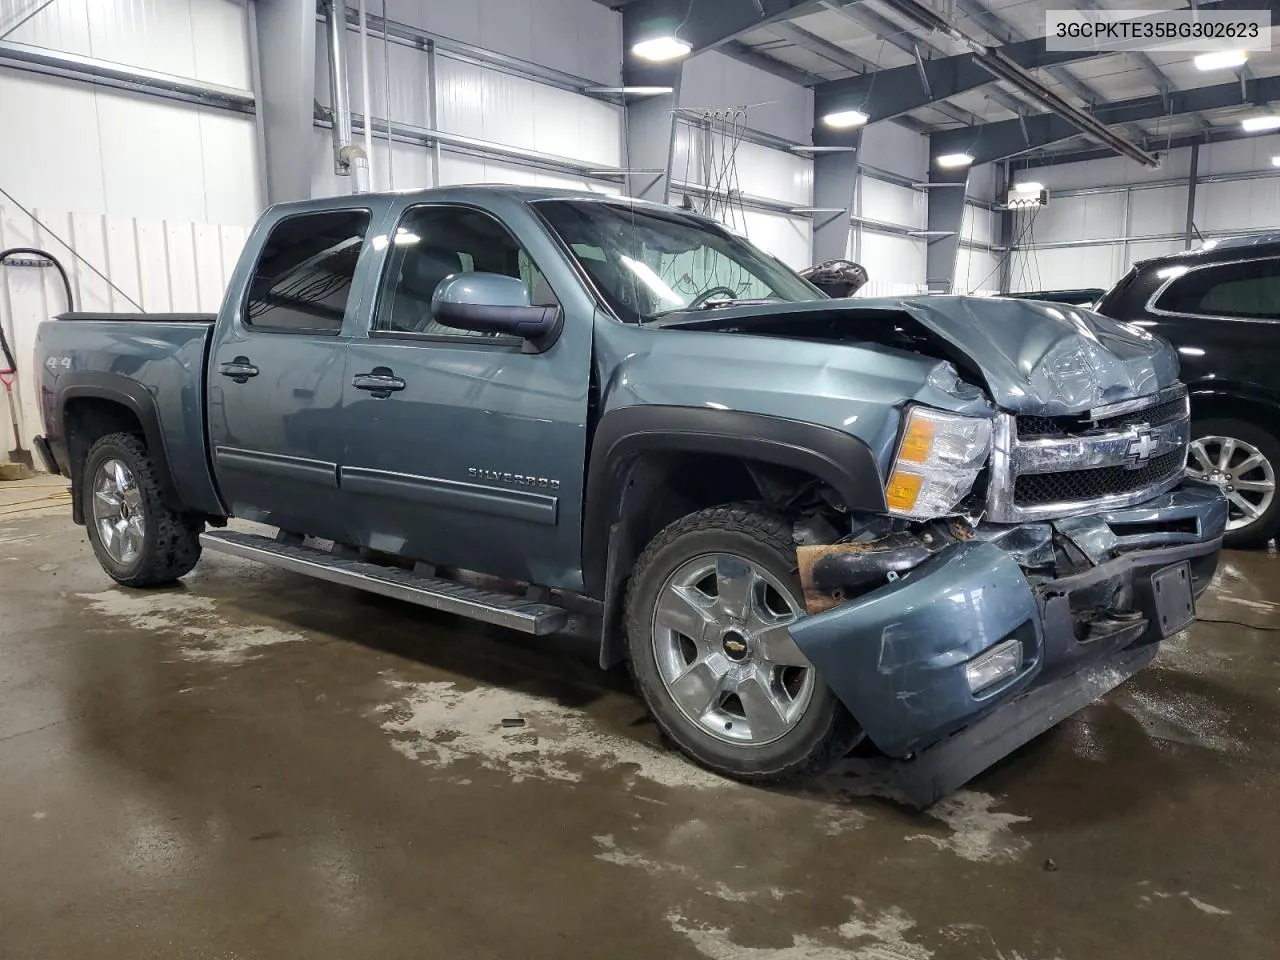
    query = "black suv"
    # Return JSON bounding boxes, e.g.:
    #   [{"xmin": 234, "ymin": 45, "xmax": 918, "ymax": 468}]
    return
[{"xmin": 1094, "ymin": 234, "xmax": 1280, "ymax": 547}]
